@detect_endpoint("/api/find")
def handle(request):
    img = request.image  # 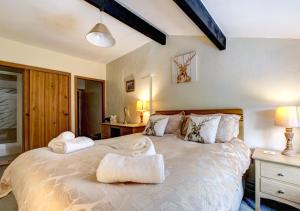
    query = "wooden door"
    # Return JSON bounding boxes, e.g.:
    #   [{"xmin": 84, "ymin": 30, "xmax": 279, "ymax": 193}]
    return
[
  {"xmin": 58, "ymin": 74, "xmax": 70, "ymax": 133},
  {"xmin": 44, "ymin": 73, "xmax": 59, "ymax": 144},
  {"xmin": 29, "ymin": 70, "xmax": 45, "ymax": 149},
  {"xmin": 27, "ymin": 70, "xmax": 70, "ymax": 150},
  {"xmin": 23, "ymin": 69, "xmax": 30, "ymax": 151}
]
